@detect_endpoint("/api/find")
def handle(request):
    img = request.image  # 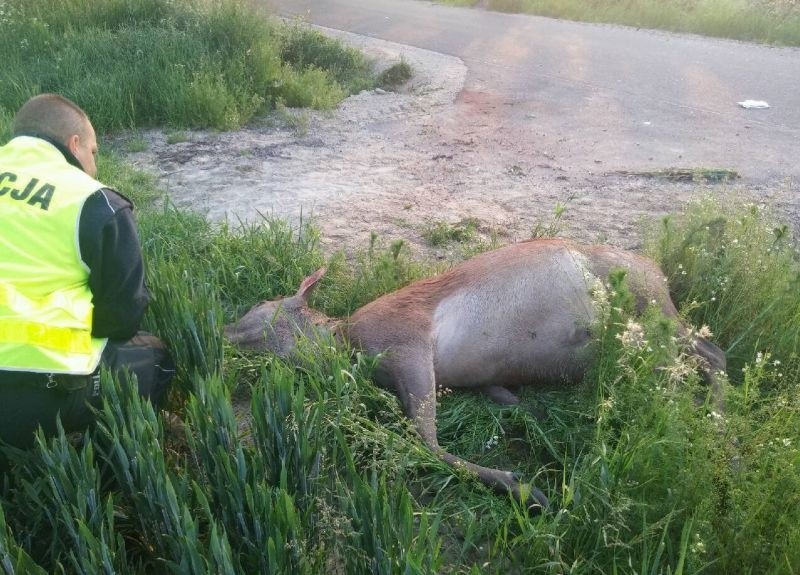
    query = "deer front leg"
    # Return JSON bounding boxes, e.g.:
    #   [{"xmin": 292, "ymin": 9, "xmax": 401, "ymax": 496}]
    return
[
  {"xmin": 378, "ymin": 346, "xmax": 549, "ymax": 512},
  {"xmin": 374, "ymin": 346, "xmax": 444, "ymax": 452}
]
